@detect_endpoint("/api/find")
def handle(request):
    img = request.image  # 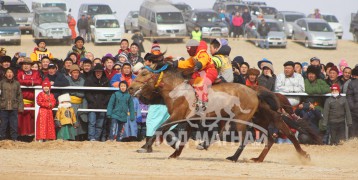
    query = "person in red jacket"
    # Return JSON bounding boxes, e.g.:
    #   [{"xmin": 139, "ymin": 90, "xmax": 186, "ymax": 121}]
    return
[
  {"xmin": 174, "ymin": 39, "xmax": 218, "ymax": 110},
  {"xmin": 17, "ymin": 58, "xmax": 42, "ymax": 140},
  {"xmin": 232, "ymin": 12, "xmax": 243, "ymax": 40}
]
